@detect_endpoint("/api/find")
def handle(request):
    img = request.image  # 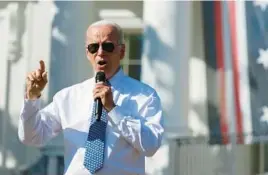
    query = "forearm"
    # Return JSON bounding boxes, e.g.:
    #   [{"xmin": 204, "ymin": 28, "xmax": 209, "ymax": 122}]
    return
[
  {"xmin": 18, "ymin": 99, "xmax": 61, "ymax": 146},
  {"xmin": 108, "ymin": 105, "xmax": 164, "ymax": 157},
  {"xmin": 18, "ymin": 99, "xmax": 44, "ymax": 146}
]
